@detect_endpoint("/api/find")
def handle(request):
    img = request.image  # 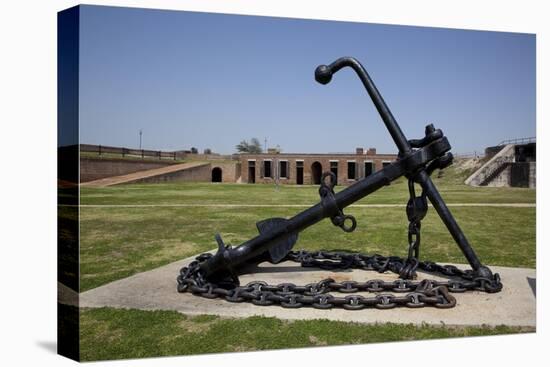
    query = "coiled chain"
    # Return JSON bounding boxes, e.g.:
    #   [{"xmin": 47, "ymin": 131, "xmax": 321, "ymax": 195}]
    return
[{"xmin": 177, "ymin": 250, "xmax": 503, "ymax": 310}]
